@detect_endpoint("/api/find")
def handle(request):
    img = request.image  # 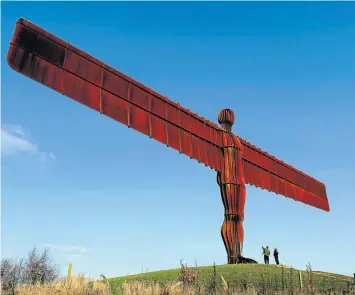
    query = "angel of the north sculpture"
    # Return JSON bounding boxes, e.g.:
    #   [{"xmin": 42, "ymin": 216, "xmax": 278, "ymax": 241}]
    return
[{"xmin": 6, "ymin": 19, "xmax": 329, "ymax": 264}]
